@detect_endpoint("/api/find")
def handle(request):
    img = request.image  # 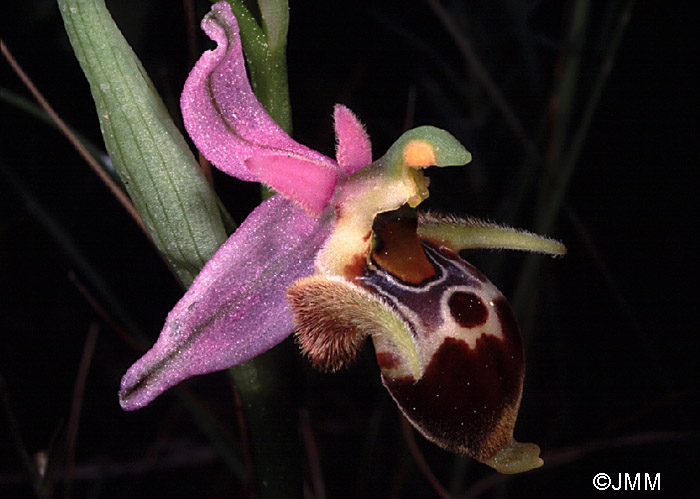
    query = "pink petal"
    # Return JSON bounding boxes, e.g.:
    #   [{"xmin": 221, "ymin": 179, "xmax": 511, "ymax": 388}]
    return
[
  {"xmin": 119, "ymin": 195, "xmax": 333, "ymax": 410},
  {"xmin": 333, "ymin": 104, "xmax": 372, "ymax": 174},
  {"xmin": 246, "ymin": 155, "xmax": 337, "ymax": 216},
  {"xmin": 181, "ymin": 2, "xmax": 336, "ymax": 182}
]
